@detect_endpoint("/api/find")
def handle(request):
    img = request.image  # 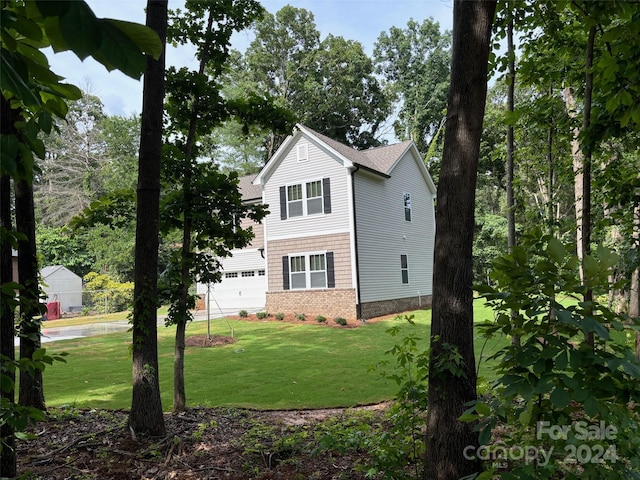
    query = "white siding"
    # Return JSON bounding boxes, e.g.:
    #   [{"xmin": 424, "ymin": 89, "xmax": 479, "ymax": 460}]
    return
[
  {"xmin": 354, "ymin": 151, "xmax": 435, "ymax": 303},
  {"xmin": 263, "ymin": 136, "xmax": 352, "ymax": 241},
  {"xmin": 41, "ymin": 266, "xmax": 83, "ymax": 312}
]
